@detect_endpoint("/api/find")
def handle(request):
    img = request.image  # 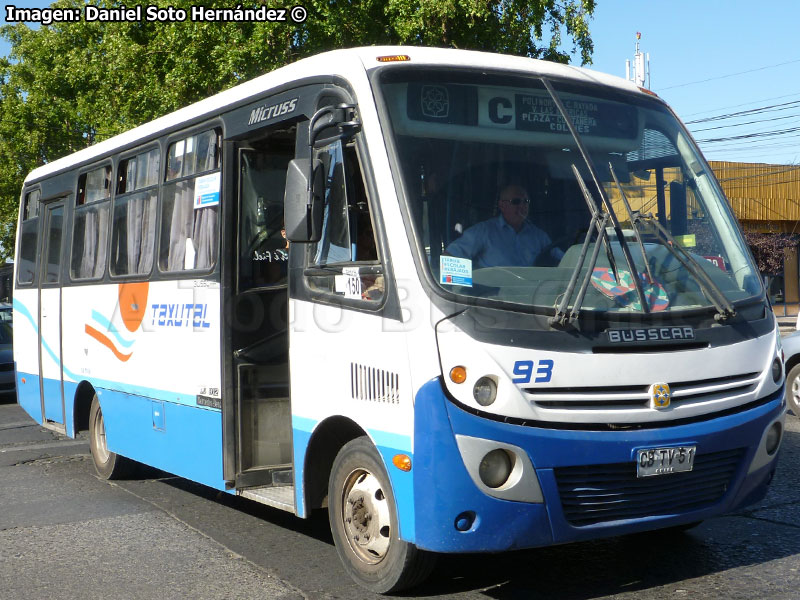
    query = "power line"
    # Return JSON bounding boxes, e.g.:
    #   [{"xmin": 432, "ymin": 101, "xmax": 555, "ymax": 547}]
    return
[
  {"xmin": 686, "ymin": 100, "xmax": 800, "ymax": 125},
  {"xmin": 657, "ymin": 57, "xmax": 800, "ymax": 91},
  {"xmin": 690, "ymin": 111, "xmax": 800, "ymax": 133},
  {"xmin": 697, "ymin": 125, "xmax": 800, "ymax": 144},
  {"xmin": 701, "ymin": 132, "xmax": 800, "ymax": 152},
  {"xmin": 682, "ymin": 91, "xmax": 800, "ymax": 118}
]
